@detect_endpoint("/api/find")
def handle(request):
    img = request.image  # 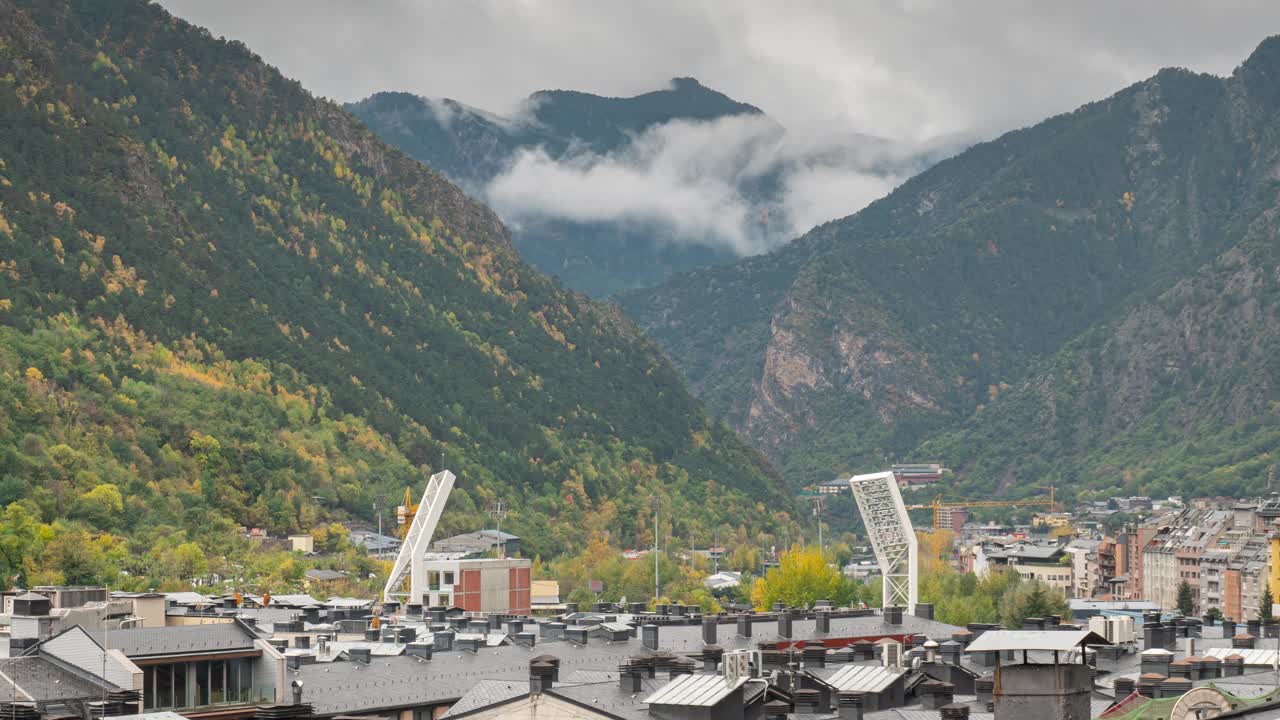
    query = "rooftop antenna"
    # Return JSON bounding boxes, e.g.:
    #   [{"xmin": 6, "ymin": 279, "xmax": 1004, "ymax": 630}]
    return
[{"xmin": 487, "ymin": 499, "xmax": 509, "ymax": 559}]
